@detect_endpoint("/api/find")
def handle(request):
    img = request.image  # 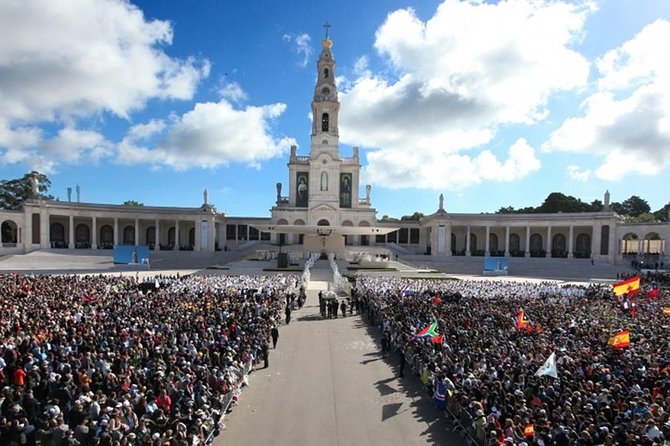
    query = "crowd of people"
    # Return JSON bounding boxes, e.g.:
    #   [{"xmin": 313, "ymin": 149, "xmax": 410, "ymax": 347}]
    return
[
  {"xmin": 355, "ymin": 276, "xmax": 670, "ymax": 445},
  {"xmin": 0, "ymin": 273, "xmax": 296, "ymax": 445}
]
